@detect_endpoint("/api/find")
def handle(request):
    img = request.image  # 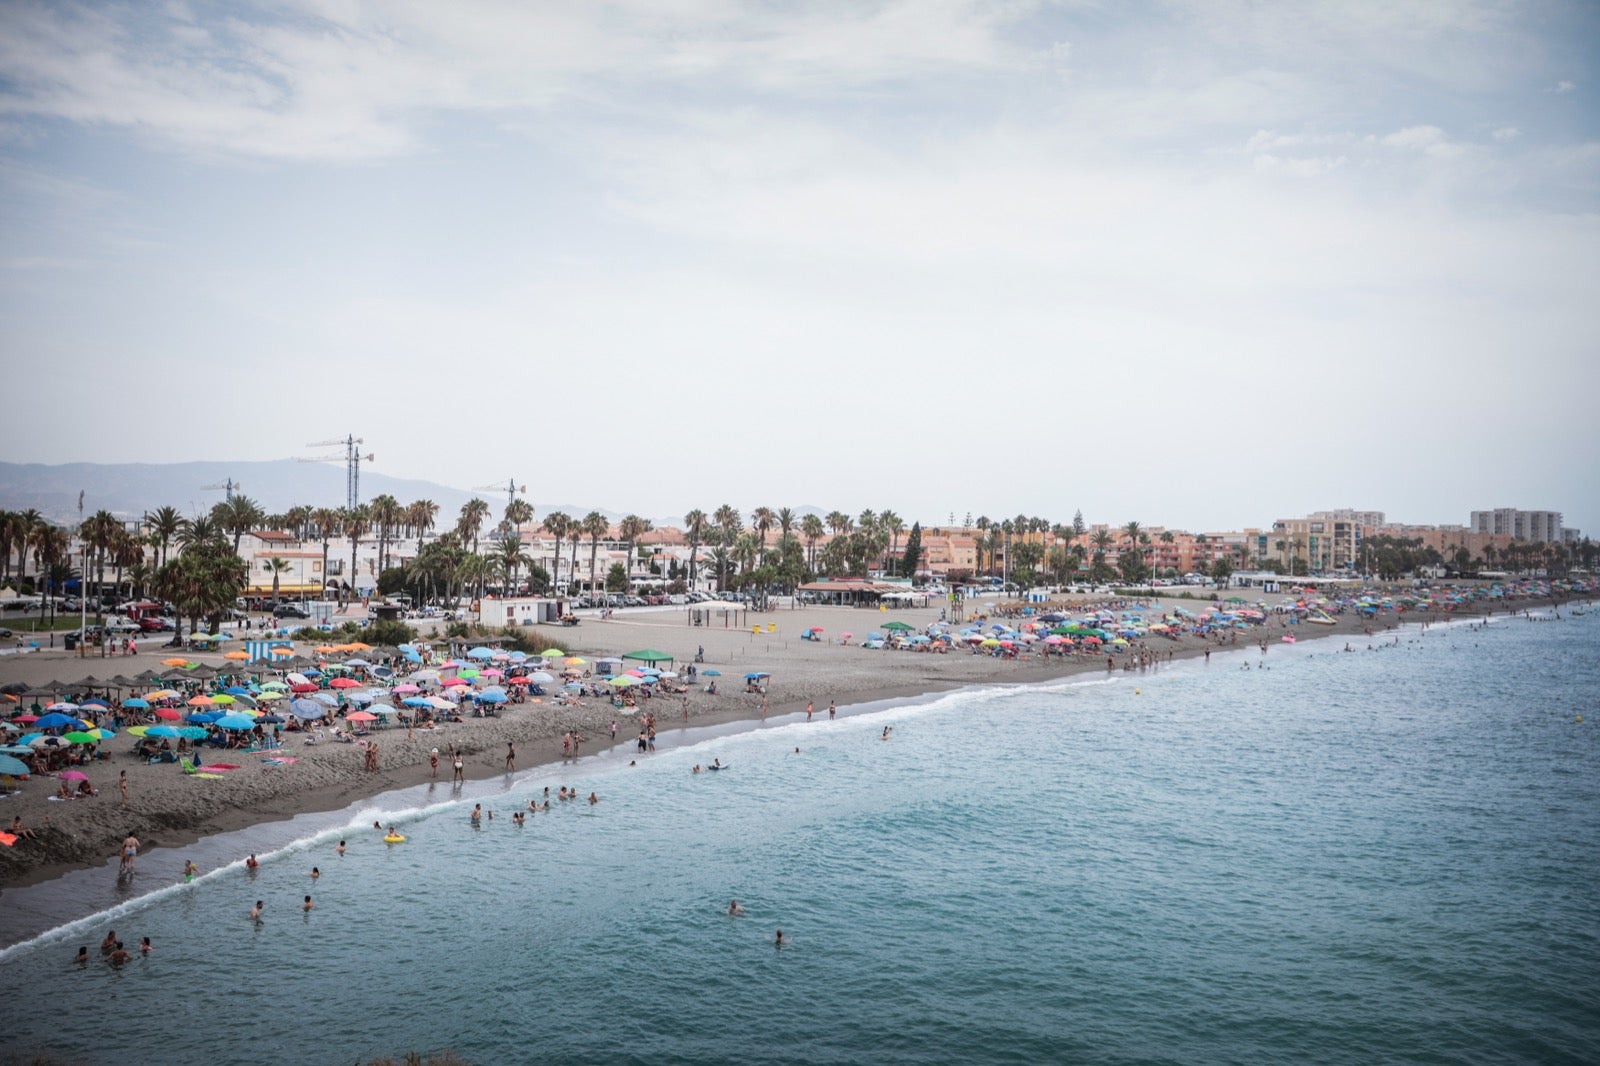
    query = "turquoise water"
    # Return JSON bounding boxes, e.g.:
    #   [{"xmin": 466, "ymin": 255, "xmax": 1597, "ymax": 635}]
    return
[{"xmin": 2, "ymin": 609, "xmax": 1597, "ymax": 1065}]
